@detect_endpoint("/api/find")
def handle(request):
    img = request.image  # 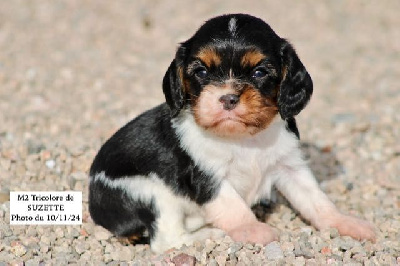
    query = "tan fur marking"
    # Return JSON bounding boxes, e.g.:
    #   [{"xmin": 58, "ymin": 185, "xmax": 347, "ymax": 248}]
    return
[
  {"xmin": 178, "ymin": 66, "xmax": 189, "ymax": 93},
  {"xmin": 241, "ymin": 50, "xmax": 266, "ymax": 67},
  {"xmin": 196, "ymin": 47, "xmax": 221, "ymax": 67},
  {"xmin": 238, "ymin": 86, "xmax": 278, "ymax": 133},
  {"xmin": 118, "ymin": 234, "xmax": 142, "ymax": 245},
  {"xmin": 192, "ymin": 83, "xmax": 278, "ymax": 137}
]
